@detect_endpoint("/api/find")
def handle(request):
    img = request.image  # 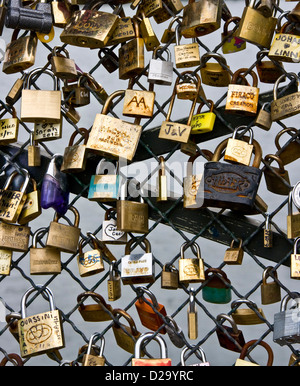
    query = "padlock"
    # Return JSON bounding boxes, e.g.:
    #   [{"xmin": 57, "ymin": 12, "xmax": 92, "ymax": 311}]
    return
[
  {"xmin": 107, "ymin": 261, "xmax": 122, "ymax": 301},
  {"xmin": 176, "ymin": 72, "xmax": 205, "ymax": 101},
  {"xmin": 60, "ymin": 1, "xmax": 119, "ymax": 48},
  {"xmin": 86, "ymin": 90, "xmax": 142, "ymax": 162},
  {"xmin": 77, "ymin": 236, "xmax": 104, "ymax": 277},
  {"xmin": 107, "ymin": 14, "xmax": 135, "ymax": 46},
  {"xmin": 6, "ymin": 73, "xmax": 26, "ymax": 105},
  {"xmin": 123, "ymin": 77, "xmax": 155, "ymax": 119},
  {"xmin": 27, "ymin": 132, "xmax": 41, "ymax": 167},
  {"xmin": 235, "ymin": 340, "xmax": 274, "ymax": 366},
  {"xmin": 216, "ymin": 313, "xmax": 245, "ymax": 352},
  {"xmin": 180, "ymin": 0, "xmax": 222, "ymax": 38},
  {"xmin": 2, "ymin": 29, "xmax": 37, "ymax": 74},
  {"xmin": 161, "ymin": 263, "xmax": 179, "ymax": 289},
  {"xmin": 160, "ymin": 15, "xmax": 180, "ymax": 44},
  {"xmin": 200, "ymin": 52, "xmax": 231, "ymax": 87},
  {"xmin": 101, "ymin": 208, "xmax": 127, "ymax": 244},
  {"xmin": 61, "ymin": 128, "xmax": 89, "ymax": 173},
  {"xmin": 82, "ymin": 334, "xmax": 105, "ymax": 366},
  {"xmin": 138, "ymin": 10, "xmax": 160, "ymax": 51},
  {"xmin": 46, "ymin": 206, "xmax": 81, "ymax": 253},
  {"xmin": 112, "ymin": 308, "xmax": 142, "ymax": 354},
  {"xmin": 225, "ymin": 68, "xmax": 259, "ymax": 116},
  {"xmin": 50, "ymin": 46, "xmax": 77, "ymax": 79},
  {"xmin": 187, "ymin": 288, "xmax": 198, "ymax": 340},
  {"xmin": 116, "ymin": 178, "xmax": 149, "ymax": 233},
  {"xmin": 152, "ymin": 0, "xmax": 181, "ymax": 24},
  {"xmin": 73, "ymin": 76, "xmax": 90, "ymax": 108},
  {"xmin": 257, "ymin": 0, "xmax": 274, "ymax": 17},
  {"xmin": 21, "ymin": 68, "xmax": 61, "ymax": 123},
  {"xmin": 98, "ymin": 48, "xmax": 119, "ymax": 74},
  {"xmin": 269, "ymin": 20, "xmax": 300, "ymax": 63},
  {"xmin": 18, "ymin": 178, "xmax": 41, "ymax": 224},
  {"xmin": 165, "ymin": 315, "xmax": 185, "ymax": 348},
  {"xmin": 51, "ymin": 0, "xmax": 73, "ymax": 28},
  {"xmin": 261, "ymin": 266, "xmax": 281, "ymax": 304},
  {"xmin": 291, "ymin": 237, "xmax": 300, "ymax": 279},
  {"xmin": 255, "ymin": 103, "xmax": 272, "ymax": 131},
  {"xmin": 132, "ymin": 332, "xmax": 171, "ymax": 366},
  {"xmin": 190, "ymin": 100, "xmax": 216, "ymax": 134},
  {"xmin": 181, "ymin": 346, "xmax": 210, "ymax": 366},
  {"xmin": 148, "ymin": 46, "xmax": 173, "ymax": 86},
  {"xmin": 224, "ymin": 126, "xmax": 254, "ymax": 166},
  {"xmin": 121, "ymin": 238, "xmax": 154, "ymax": 284},
  {"xmin": 263, "ymin": 213, "xmax": 273, "ymax": 248},
  {"xmin": 256, "ymin": 49, "xmax": 285, "ymax": 84},
  {"xmin": 0, "ymin": 353, "xmax": 23, "ymax": 367},
  {"xmin": 0, "ymin": 248, "xmax": 12, "ymax": 275},
  {"xmin": 159, "ymin": 72, "xmax": 200, "ymax": 144},
  {"xmin": 30, "ymin": 227, "xmax": 61, "ymax": 275},
  {"xmin": 231, "ymin": 299, "xmax": 266, "ymax": 325},
  {"xmin": 263, "ymin": 154, "xmax": 291, "ymax": 196},
  {"xmin": 135, "ymin": 286, "xmax": 167, "ymax": 333},
  {"xmin": 138, "ymin": 0, "xmax": 163, "ymax": 18},
  {"xmin": 0, "ymin": 106, "xmax": 19, "ymax": 144},
  {"xmin": 118, "ymin": 18, "xmax": 144, "ymax": 80},
  {"xmin": 287, "ymin": 190, "xmax": 300, "ymax": 239},
  {"xmin": 18, "ymin": 285, "xmax": 65, "ymax": 358},
  {"xmin": 224, "ymin": 239, "xmax": 244, "ymax": 265},
  {"xmin": 33, "ymin": 119, "xmax": 62, "ymax": 142},
  {"xmin": 0, "ymin": 222, "xmax": 30, "ymax": 252},
  {"xmin": 273, "ymin": 293, "xmax": 300, "ymax": 345},
  {"xmin": 271, "ymin": 73, "xmax": 300, "ymax": 122},
  {"xmin": 275, "ymin": 127, "xmax": 300, "ymax": 166},
  {"xmin": 202, "ymin": 268, "xmax": 232, "ymax": 304},
  {"xmin": 77, "ymin": 291, "xmax": 113, "ymax": 322},
  {"xmin": 221, "ymin": 17, "xmax": 246, "ymax": 54},
  {"xmin": 178, "ymin": 241, "xmax": 205, "ymax": 284},
  {"xmin": 157, "ymin": 156, "xmax": 168, "ymax": 202},
  {"xmin": 0, "ymin": 169, "xmax": 30, "ymax": 224},
  {"xmin": 235, "ymin": 0, "xmax": 277, "ymax": 48},
  {"xmin": 82, "ymin": 72, "xmax": 108, "ymax": 105},
  {"xmin": 0, "ymin": 0, "xmax": 7, "ymax": 35},
  {"xmin": 6, "ymin": 312, "xmax": 21, "ymax": 342},
  {"xmin": 174, "ymin": 25, "xmax": 201, "ymax": 68}
]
